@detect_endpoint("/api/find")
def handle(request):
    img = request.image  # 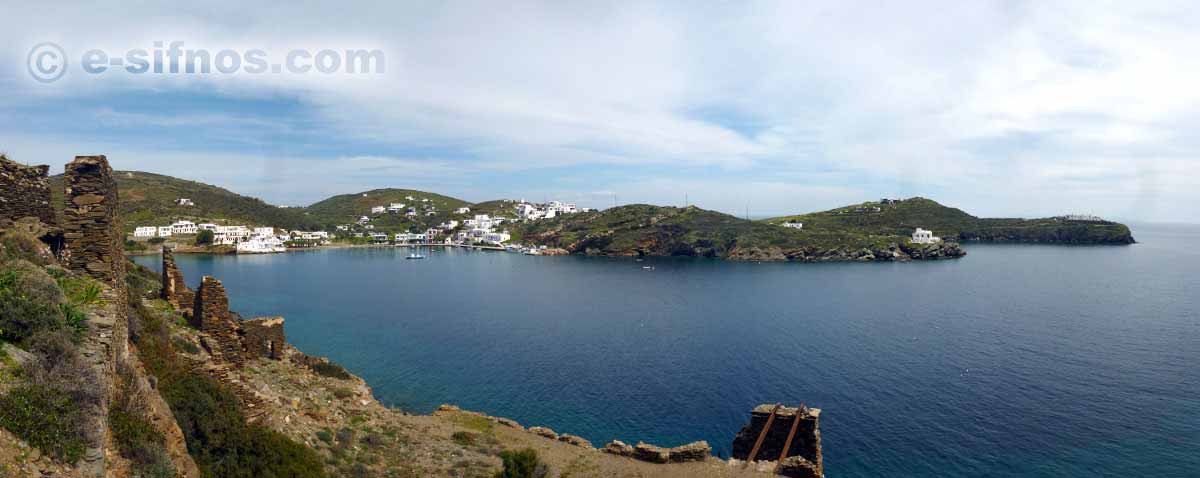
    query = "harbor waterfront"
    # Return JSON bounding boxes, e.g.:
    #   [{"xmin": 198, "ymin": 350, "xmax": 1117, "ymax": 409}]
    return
[{"xmin": 133, "ymin": 224, "xmax": 1200, "ymax": 478}]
